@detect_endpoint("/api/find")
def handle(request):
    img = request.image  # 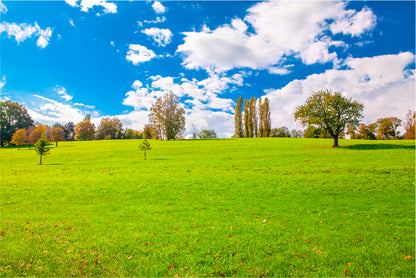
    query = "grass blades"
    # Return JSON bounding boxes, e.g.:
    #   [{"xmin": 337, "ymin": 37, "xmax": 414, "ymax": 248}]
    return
[{"xmin": 0, "ymin": 138, "xmax": 414, "ymax": 276}]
